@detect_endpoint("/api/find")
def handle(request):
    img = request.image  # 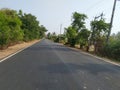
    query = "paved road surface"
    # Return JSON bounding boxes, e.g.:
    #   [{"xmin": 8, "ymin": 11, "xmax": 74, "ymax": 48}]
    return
[{"xmin": 0, "ymin": 39, "xmax": 120, "ymax": 90}]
